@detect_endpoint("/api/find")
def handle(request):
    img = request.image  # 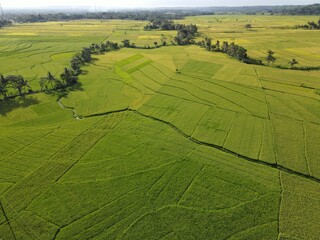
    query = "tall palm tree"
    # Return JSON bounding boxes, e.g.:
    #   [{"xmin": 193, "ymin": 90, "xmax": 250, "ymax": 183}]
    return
[
  {"xmin": 40, "ymin": 72, "xmax": 57, "ymax": 91},
  {"xmin": 266, "ymin": 50, "xmax": 276, "ymax": 65},
  {"xmin": 47, "ymin": 72, "xmax": 57, "ymax": 89},
  {"xmin": 289, "ymin": 58, "xmax": 299, "ymax": 68}
]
